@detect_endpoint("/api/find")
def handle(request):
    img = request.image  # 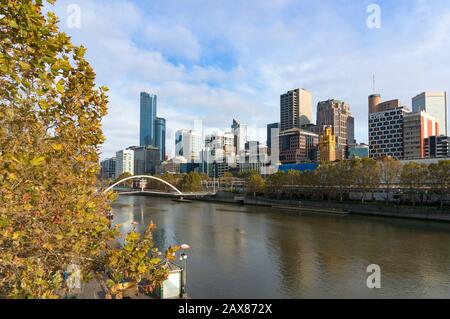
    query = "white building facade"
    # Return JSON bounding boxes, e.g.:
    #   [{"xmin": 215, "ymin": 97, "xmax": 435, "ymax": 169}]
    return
[
  {"xmin": 175, "ymin": 129, "xmax": 203, "ymax": 163},
  {"xmin": 203, "ymin": 131, "xmax": 236, "ymax": 177},
  {"xmin": 231, "ymin": 119, "xmax": 248, "ymax": 153},
  {"xmin": 115, "ymin": 149, "xmax": 134, "ymax": 176}
]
